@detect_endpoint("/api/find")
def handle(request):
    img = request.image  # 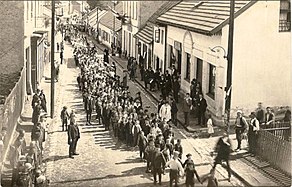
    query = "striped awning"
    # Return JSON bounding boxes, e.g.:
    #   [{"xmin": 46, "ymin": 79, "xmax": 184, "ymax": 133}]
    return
[{"xmin": 134, "ymin": 24, "xmax": 154, "ymax": 44}]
